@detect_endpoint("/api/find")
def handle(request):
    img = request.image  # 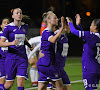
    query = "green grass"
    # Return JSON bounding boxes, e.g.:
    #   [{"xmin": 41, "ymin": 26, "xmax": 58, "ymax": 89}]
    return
[
  {"xmin": 65, "ymin": 57, "xmax": 84, "ymax": 90},
  {"xmin": 10, "ymin": 57, "xmax": 100, "ymax": 90}
]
